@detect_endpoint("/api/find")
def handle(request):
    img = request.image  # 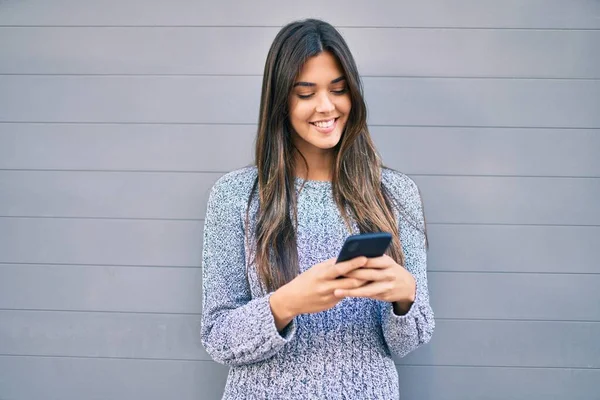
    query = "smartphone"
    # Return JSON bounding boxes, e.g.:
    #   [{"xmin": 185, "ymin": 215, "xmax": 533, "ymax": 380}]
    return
[{"xmin": 336, "ymin": 232, "xmax": 392, "ymax": 263}]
